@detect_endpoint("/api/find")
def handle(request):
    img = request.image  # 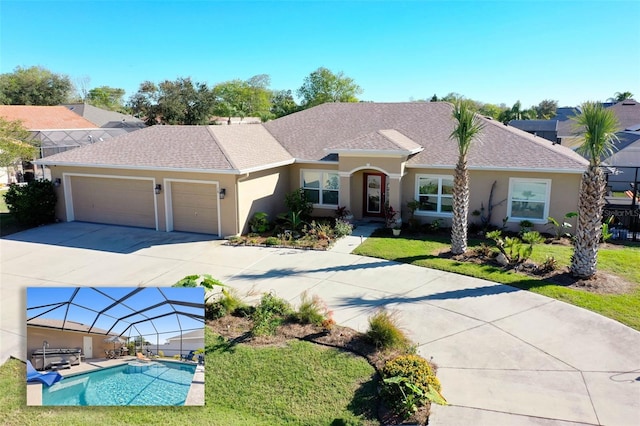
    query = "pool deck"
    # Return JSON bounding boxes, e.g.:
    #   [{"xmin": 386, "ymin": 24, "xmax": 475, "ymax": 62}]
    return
[{"xmin": 26, "ymin": 357, "xmax": 203, "ymax": 406}]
